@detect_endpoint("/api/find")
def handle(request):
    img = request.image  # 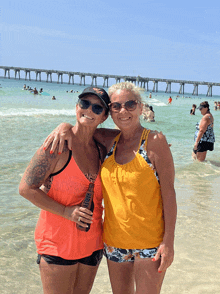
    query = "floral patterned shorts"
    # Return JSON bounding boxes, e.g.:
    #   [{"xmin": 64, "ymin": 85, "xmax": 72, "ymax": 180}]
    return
[{"xmin": 104, "ymin": 243, "xmax": 158, "ymax": 263}]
